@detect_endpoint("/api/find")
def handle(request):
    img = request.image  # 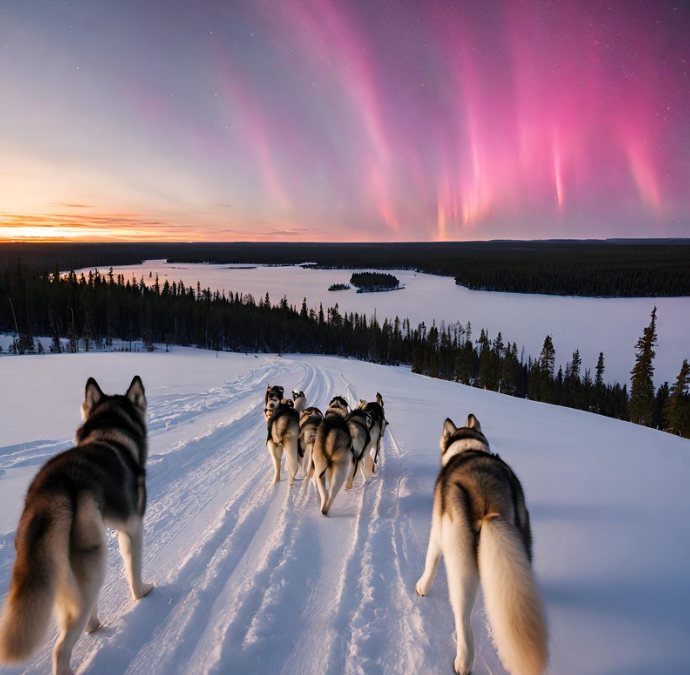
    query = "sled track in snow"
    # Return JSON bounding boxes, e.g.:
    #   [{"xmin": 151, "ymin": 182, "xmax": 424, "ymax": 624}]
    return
[{"xmin": 3, "ymin": 357, "xmax": 489, "ymax": 675}]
